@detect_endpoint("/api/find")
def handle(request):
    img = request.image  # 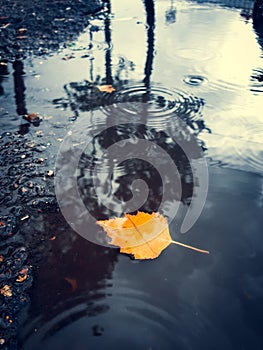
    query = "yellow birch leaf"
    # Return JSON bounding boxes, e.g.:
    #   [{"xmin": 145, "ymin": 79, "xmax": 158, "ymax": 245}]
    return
[{"xmin": 97, "ymin": 212, "xmax": 209, "ymax": 260}]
